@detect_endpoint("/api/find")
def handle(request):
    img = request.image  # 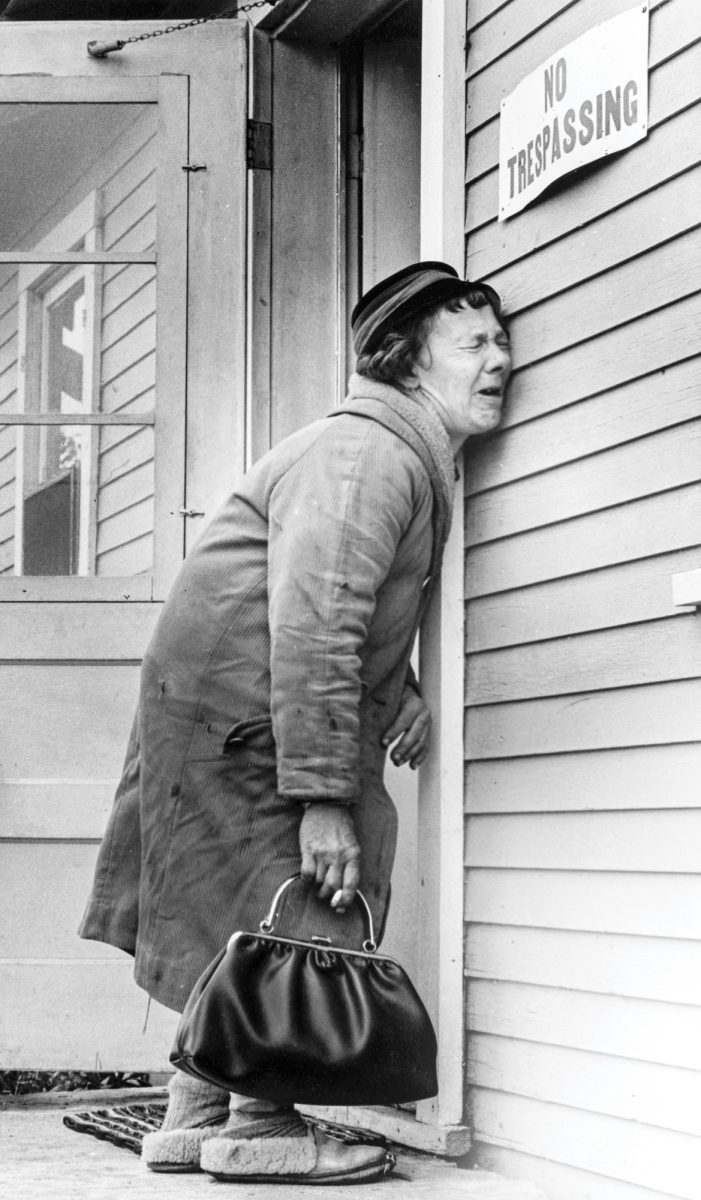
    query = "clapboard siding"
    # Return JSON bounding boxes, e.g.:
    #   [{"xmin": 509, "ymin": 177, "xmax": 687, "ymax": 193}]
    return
[
  {"xmin": 463, "ymin": 1, "xmax": 701, "ymax": 1194},
  {"xmin": 466, "ymin": 358, "xmax": 699, "ymax": 494},
  {"xmin": 466, "ymin": 548, "xmax": 701, "ymax": 647},
  {"xmin": 465, "ymin": 744, "xmax": 701, "ymax": 812},
  {"xmin": 101, "ymin": 314, "xmax": 156, "ymax": 387},
  {"xmin": 0, "ymin": 271, "xmax": 18, "ymax": 572},
  {"xmin": 0, "ymin": 434, "xmax": 15, "ymax": 574},
  {"xmin": 467, "ymin": 615, "xmax": 701, "ymax": 702},
  {"xmin": 469, "ymin": 1146, "xmax": 689, "ymax": 1200},
  {"xmin": 469, "ymin": 1091, "xmax": 699, "ymax": 1200},
  {"xmin": 465, "ymin": 811, "xmax": 701, "ymax": 873},
  {"xmin": 465, "ymin": 868, "xmax": 701, "ymax": 938},
  {"xmin": 98, "ymin": 458, "xmax": 154, "ymax": 525},
  {"xmin": 101, "ymin": 276, "xmax": 157, "ymax": 353},
  {"xmin": 466, "ymin": 923, "xmax": 701, "ymax": 1006},
  {"xmin": 468, "ymin": 99, "xmax": 701, "ymax": 265},
  {"xmin": 466, "ymin": 422, "xmax": 701, "ymax": 545},
  {"xmin": 486, "ymin": 166, "xmax": 701, "ymax": 316},
  {"xmin": 103, "ymin": 174, "xmax": 156, "ymax": 253},
  {"xmin": 466, "ymin": 11, "xmax": 701, "ymax": 182},
  {"xmin": 101, "ymin": 264, "xmax": 155, "ymax": 327},
  {"xmin": 467, "ymin": 72, "xmax": 697, "ymax": 235},
  {"xmin": 465, "ymin": 484, "xmax": 701, "ymax": 594},
  {"xmin": 94, "ymin": 115, "xmax": 156, "ymax": 575},
  {"xmin": 495, "ymin": 228, "xmax": 700, "ymax": 369},
  {"xmin": 465, "ymin": 680, "xmax": 701, "ymax": 757},
  {"xmin": 467, "ymin": 1034, "xmax": 701, "ymax": 1137},
  {"xmin": 466, "ymin": 0, "xmax": 701, "ymax": 134},
  {"xmin": 494, "ymin": 291, "xmax": 701, "ymax": 429},
  {"xmin": 97, "ymin": 119, "xmax": 157, "ymax": 574},
  {"xmin": 467, "ymin": 978, "xmax": 701, "ymax": 1070},
  {"xmin": 101, "ymin": 353, "xmax": 155, "ymax": 417}
]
